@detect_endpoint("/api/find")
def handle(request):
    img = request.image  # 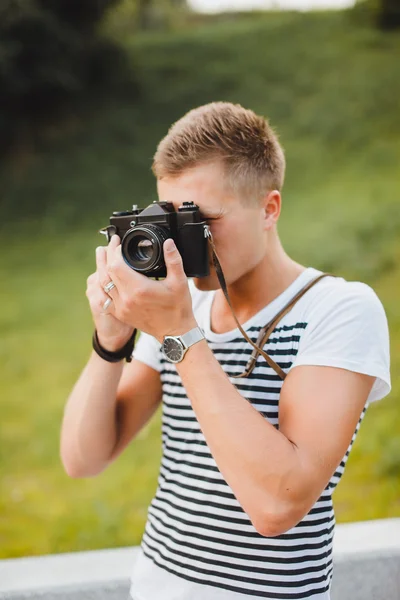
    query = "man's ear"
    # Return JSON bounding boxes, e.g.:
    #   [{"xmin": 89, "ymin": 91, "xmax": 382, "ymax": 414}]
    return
[{"xmin": 262, "ymin": 190, "xmax": 281, "ymax": 230}]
